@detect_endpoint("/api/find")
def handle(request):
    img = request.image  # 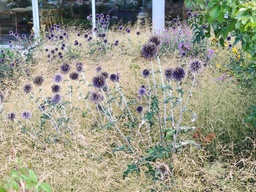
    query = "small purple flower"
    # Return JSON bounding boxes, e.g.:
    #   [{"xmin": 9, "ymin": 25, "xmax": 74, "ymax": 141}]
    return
[
  {"xmin": 7, "ymin": 112, "xmax": 16, "ymax": 121},
  {"xmin": 141, "ymin": 42, "xmax": 158, "ymax": 59},
  {"xmin": 33, "ymin": 75, "xmax": 44, "ymax": 86},
  {"xmin": 69, "ymin": 72, "xmax": 79, "ymax": 80},
  {"xmin": 21, "ymin": 110, "xmax": 32, "ymax": 119},
  {"xmin": 101, "ymin": 72, "xmax": 109, "ymax": 79},
  {"xmin": 110, "ymin": 73, "xmax": 119, "ymax": 82},
  {"xmin": 92, "ymin": 75, "xmax": 106, "ymax": 89},
  {"xmin": 138, "ymin": 87, "xmax": 146, "ymax": 96},
  {"xmin": 38, "ymin": 104, "xmax": 45, "ymax": 112},
  {"xmin": 119, "ymin": 26, "xmax": 123, "ymax": 31},
  {"xmin": 60, "ymin": 63, "xmax": 71, "ymax": 74},
  {"xmin": 189, "ymin": 60, "xmax": 202, "ymax": 73},
  {"xmin": 76, "ymin": 63, "xmax": 83, "ymax": 73},
  {"xmin": 53, "ymin": 74, "xmax": 63, "ymax": 83},
  {"xmin": 164, "ymin": 68, "xmax": 173, "ymax": 81},
  {"xmin": 51, "ymin": 84, "xmax": 61, "ymax": 93},
  {"xmin": 89, "ymin": 91, "xmax": 104, "ymax": 104},
  {"xmin": 104, "ymin": 39, "xmax": 108, "ymax": 44},
  {"xmin": 171, "ymin": 67, "xmax": 186, "ymax": 81},
  {"xmin": 84, "ymin": 34, "xmax": 88, "ymax": 38},
  {"xmin": 96, "ymin": 66, "xmax": 102, "ymax": 73},
  {"xmin": 149, "ymin": 36, "xmax": 161, "ymax": 47},
  {"xmin": 23, "ymin": 84, "xmax": 32, "ymax": 94},
  {"xmin": 226, "ymin": 36, "xmax": 231, "ymax": 41},
  {"xmin": 136, "ymin": 106, "xmax": 143, "ymax": 113},
  {"xmin": 52, "ymin": 93, "xmax": 62, "ymax": 104},
  {"xmin": 126, "ymin": 28, "xmax": 130, "ymax": 33},
  {"xmin": 142, "ymin": 69, "xmax": 150, "ymax": 78},
  {"xmin": 136, "ymin": 31, "xmax": 140, "ymax": 35}
]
